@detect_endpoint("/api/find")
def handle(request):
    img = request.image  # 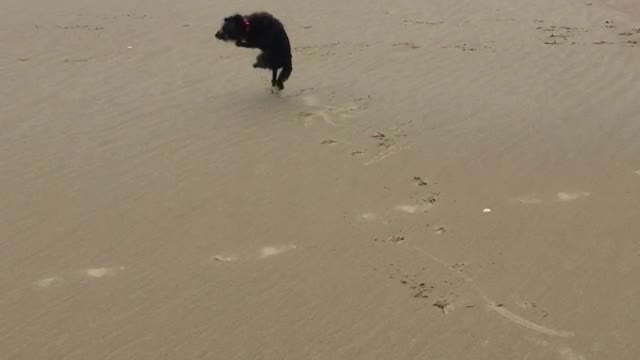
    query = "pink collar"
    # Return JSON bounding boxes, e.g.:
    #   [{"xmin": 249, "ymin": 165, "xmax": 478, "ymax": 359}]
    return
[{"xmin": 242, "ymin": 17, "xmax": 250, "ymax": 32}]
